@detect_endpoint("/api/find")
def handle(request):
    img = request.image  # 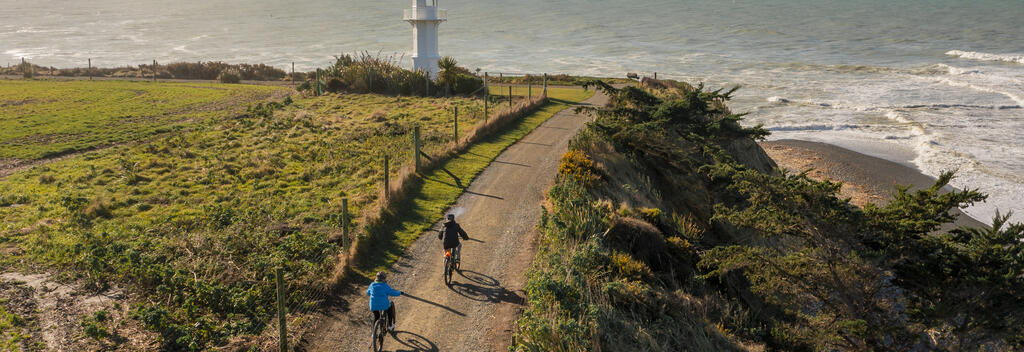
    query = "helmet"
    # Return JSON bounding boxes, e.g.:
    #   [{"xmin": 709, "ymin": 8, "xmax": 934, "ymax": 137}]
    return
[
  {"xmin": 375, "ymin": 271, "xmax": 387, "ymax": 282},
  {"xmin": 447, "ymin": 214, "xmax": 455, "ymax": 221}
]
